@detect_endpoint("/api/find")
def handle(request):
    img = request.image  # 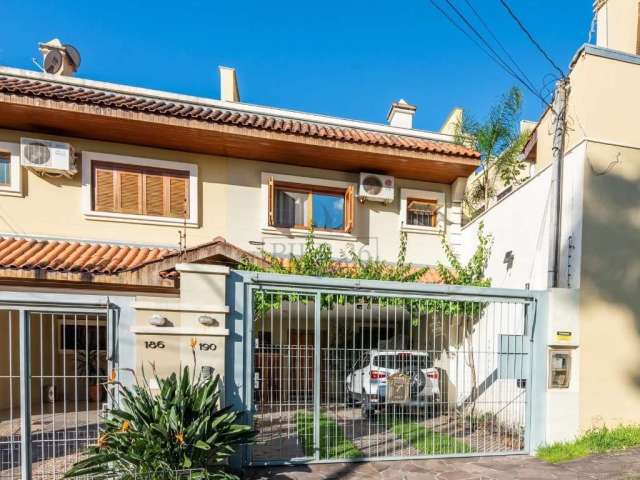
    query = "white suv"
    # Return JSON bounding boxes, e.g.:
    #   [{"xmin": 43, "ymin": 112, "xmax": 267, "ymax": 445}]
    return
[{"xmin": 345, "ymin": 350, "xmax": 440, "ymax": 417}]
